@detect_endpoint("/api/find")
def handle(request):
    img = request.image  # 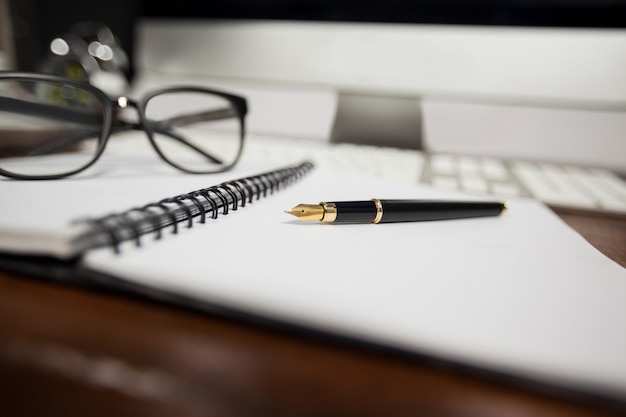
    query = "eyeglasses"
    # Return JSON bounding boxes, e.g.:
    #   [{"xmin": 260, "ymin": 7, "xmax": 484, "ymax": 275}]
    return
[{"xmin": 0, "ymin": 71, "xmax": 247, "ymax": 179}]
